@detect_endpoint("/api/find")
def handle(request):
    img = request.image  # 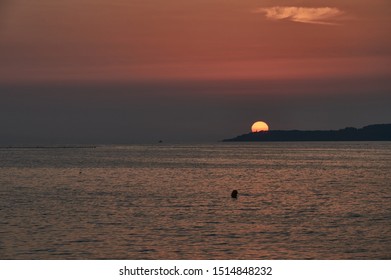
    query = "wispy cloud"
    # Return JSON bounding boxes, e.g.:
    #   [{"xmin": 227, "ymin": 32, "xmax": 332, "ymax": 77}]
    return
[{"xmin": 255, "ymin": 6, "xmax": 344, "ymax": 25}]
